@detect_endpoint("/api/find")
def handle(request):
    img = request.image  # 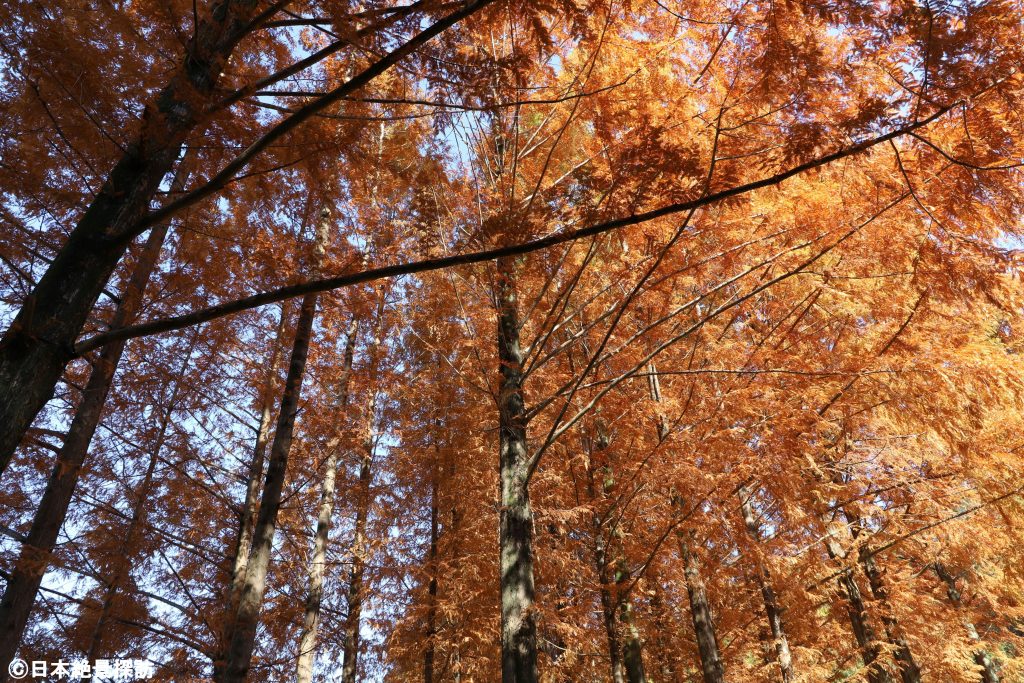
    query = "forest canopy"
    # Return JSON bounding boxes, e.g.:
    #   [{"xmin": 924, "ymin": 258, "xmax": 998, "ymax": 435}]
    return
[{"xmin": 1, "ymin": 0, "xmax": 1023, "ymax": 681}]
